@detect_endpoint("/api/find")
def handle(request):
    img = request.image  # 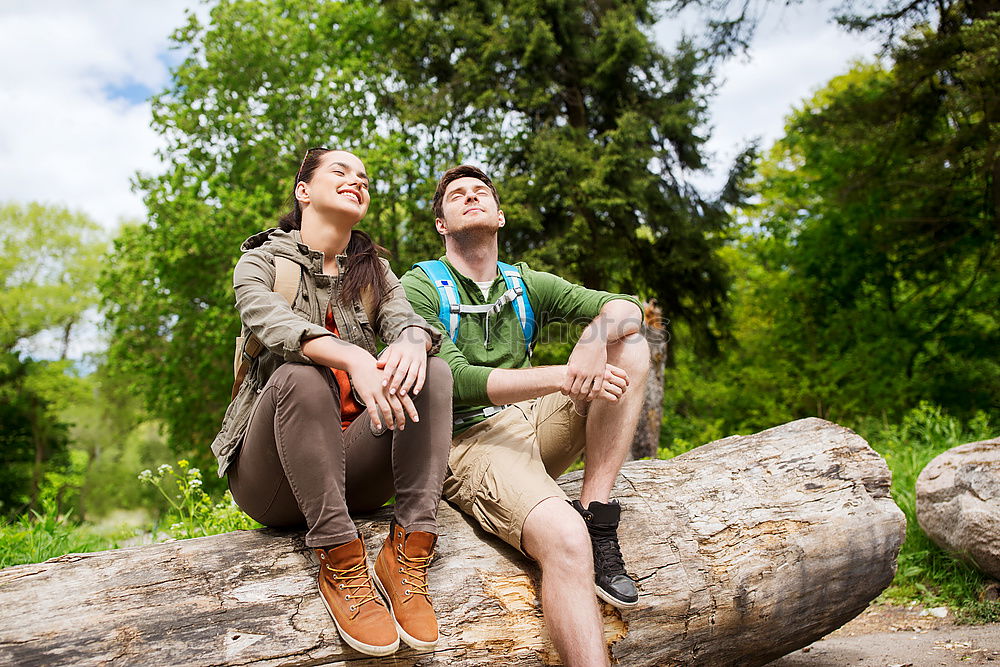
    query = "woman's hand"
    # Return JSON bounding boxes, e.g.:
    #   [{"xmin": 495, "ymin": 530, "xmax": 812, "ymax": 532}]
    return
[
  {"xmin": 346, "ymin": 354, "xmax": 392, "ymax": 431},
  {"xmin": 348, "ymin": 353, "xmax": 420, "ymax": 431},
  {"xmin": 377, "ymin": 328, "xmax": 431, "ymax": 399}
]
